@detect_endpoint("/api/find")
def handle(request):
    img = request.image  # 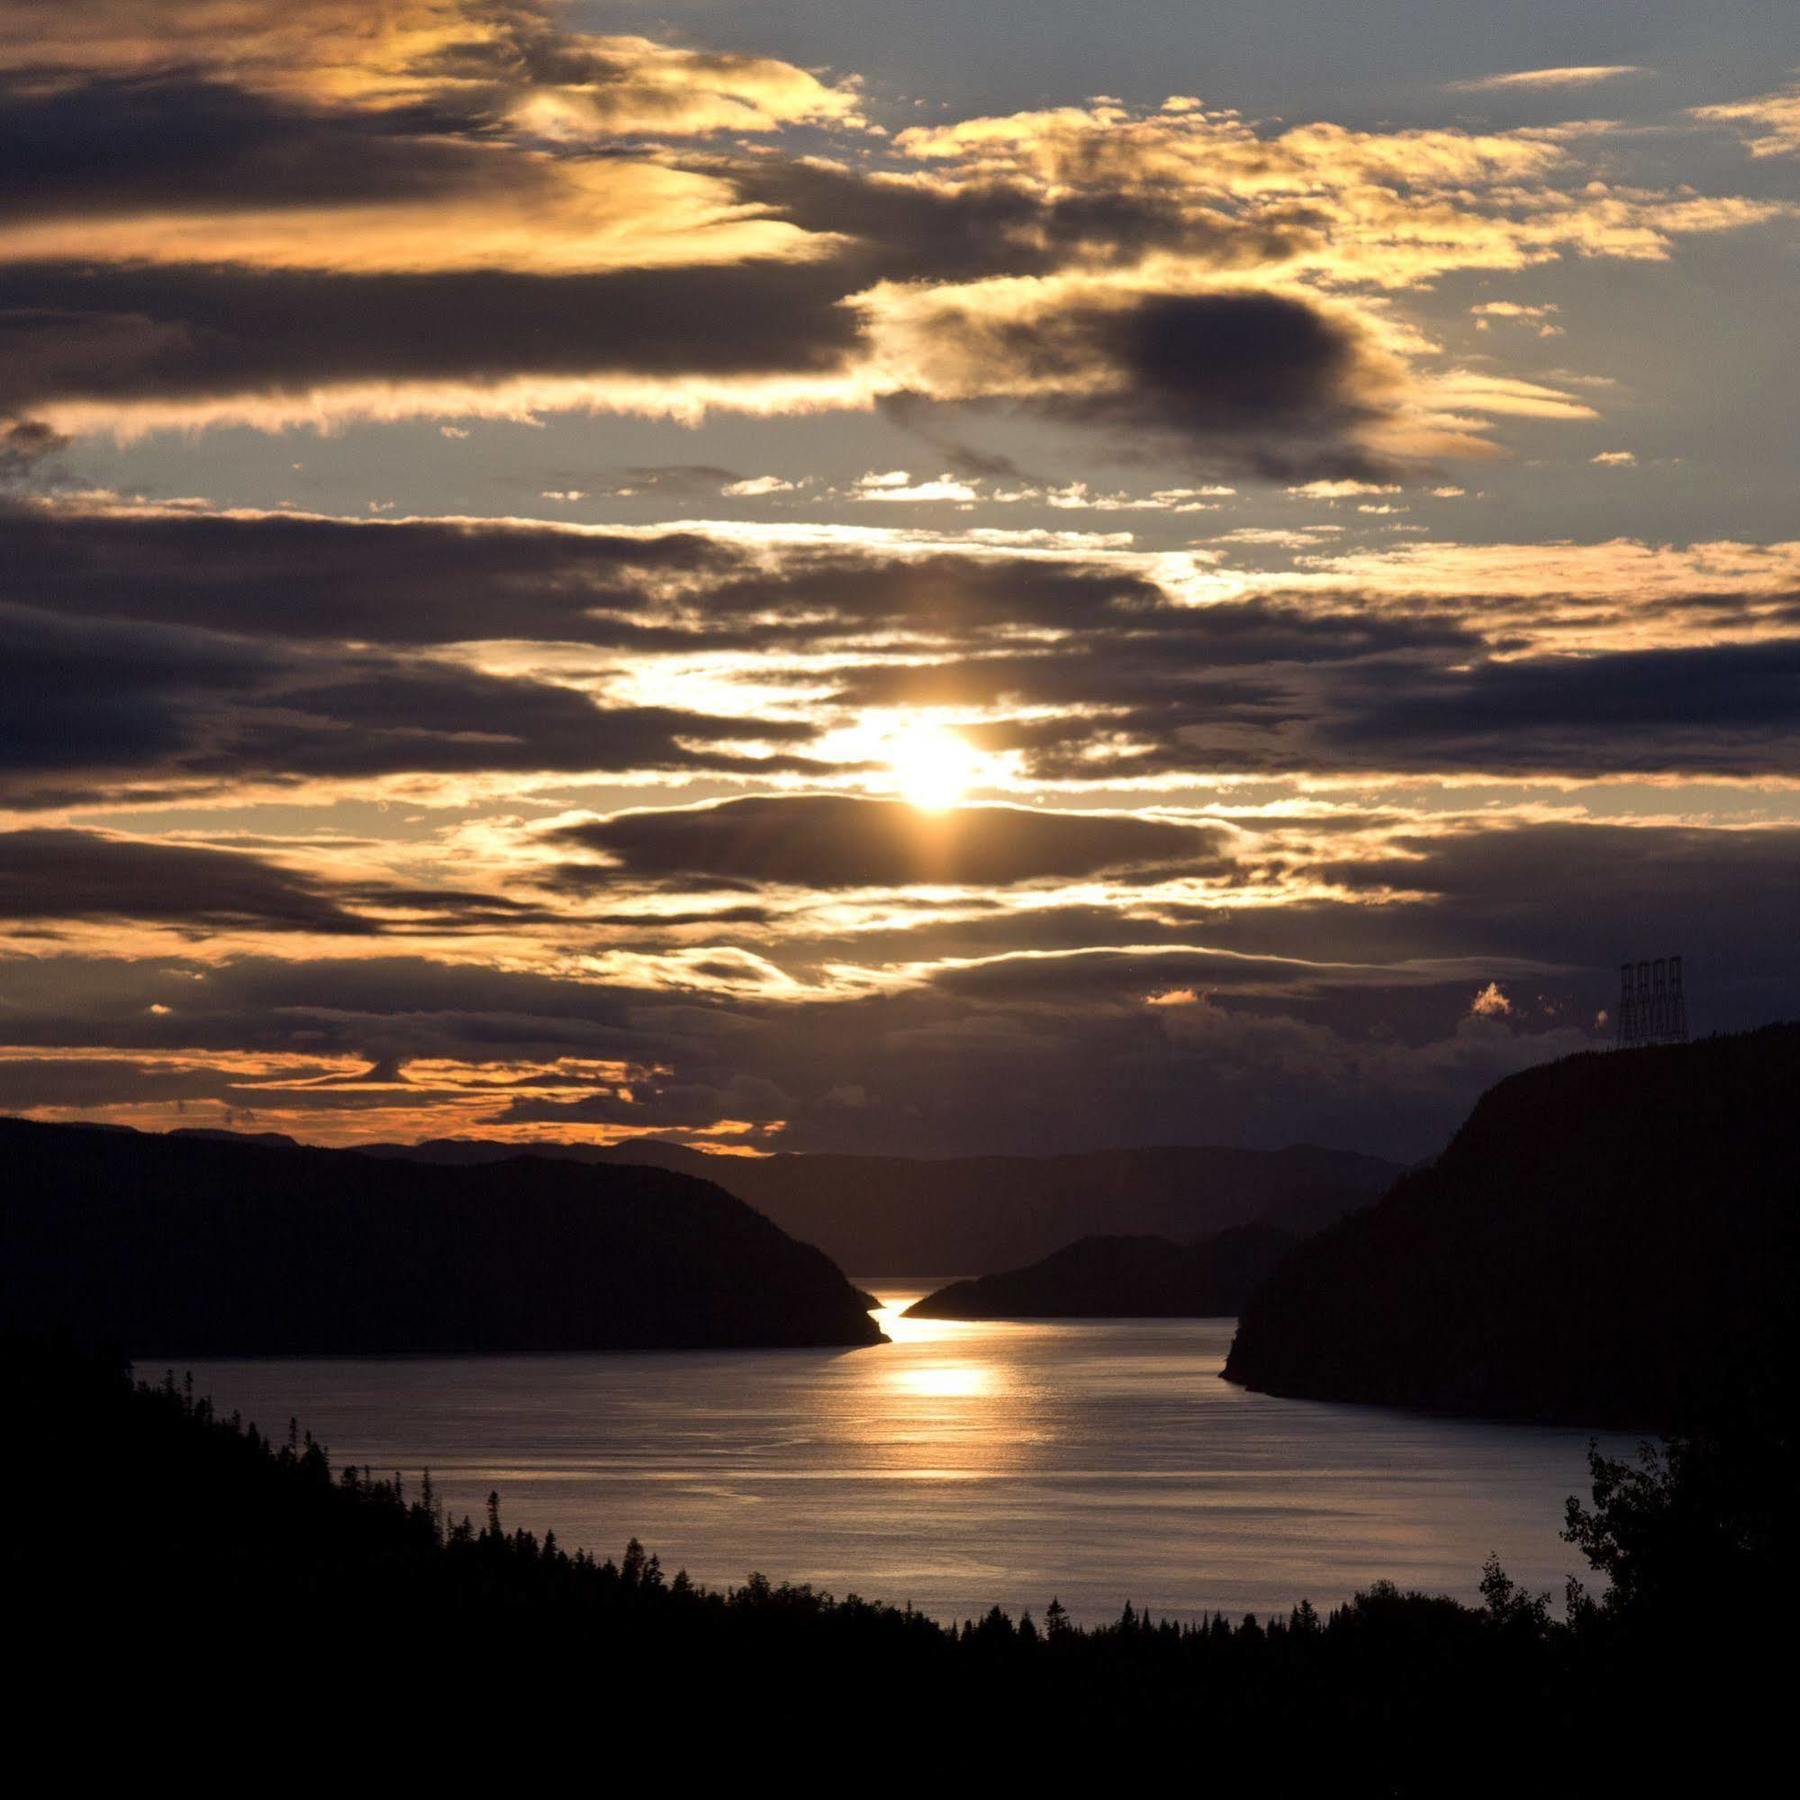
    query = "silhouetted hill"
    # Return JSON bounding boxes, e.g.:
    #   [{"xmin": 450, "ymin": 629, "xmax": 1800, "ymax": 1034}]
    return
[
  {"xmin": 0, "ymin": 1118, "xmax": 883, "ymax": 1355},
  {"xmin": 905, "ymin": 1225, "xmax": 1296, "ymax": 1319},
  {"xmin": 355, "ymin": 1134, "xmax": 717, "ymax": 1176},
  {"xmin": 1224, "ymin": 1026, "xmax": 1800, "ymax": 1427},
  {"xmin": 171, "ymin": 1126, "xmax": 305, "ymax": 1151},
  {"xmin": 353, "ymin": 1138, "xmax": 1400, "ymax": 1272}
]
